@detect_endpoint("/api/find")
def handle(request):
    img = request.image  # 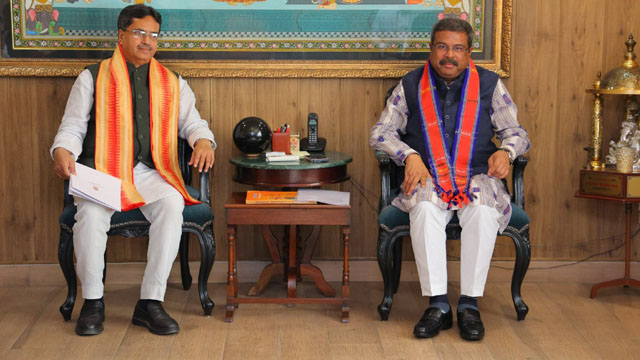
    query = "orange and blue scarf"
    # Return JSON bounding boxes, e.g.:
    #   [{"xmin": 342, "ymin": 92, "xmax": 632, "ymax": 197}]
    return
[
  {"xmin": 418, "ymin": 59, "xmax": 480, "ymax": 209},
  {"xmin": 94, "ymin": 45, "xmax": 199, "ymax": 211}
]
